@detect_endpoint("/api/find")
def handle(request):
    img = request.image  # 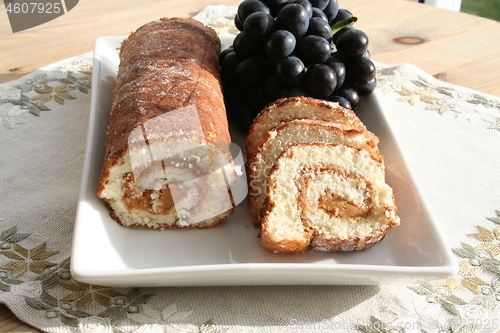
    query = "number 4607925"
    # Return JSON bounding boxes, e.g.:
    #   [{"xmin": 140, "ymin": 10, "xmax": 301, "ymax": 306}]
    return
[{"xmin": 5, "ymin": 2, "xmax": 62, "ymax": 14}]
